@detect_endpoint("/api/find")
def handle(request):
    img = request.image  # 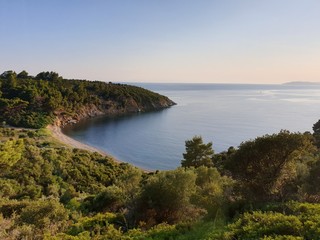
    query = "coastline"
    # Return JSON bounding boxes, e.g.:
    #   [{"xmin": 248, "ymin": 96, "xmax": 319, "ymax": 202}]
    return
[
  {"xmin": 47, "ymin": 125, "xmax": 121, "ymax": 164},
  {"xmin": 47, "ymin": 124, "xmax": 152, "ymax": 173}
]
